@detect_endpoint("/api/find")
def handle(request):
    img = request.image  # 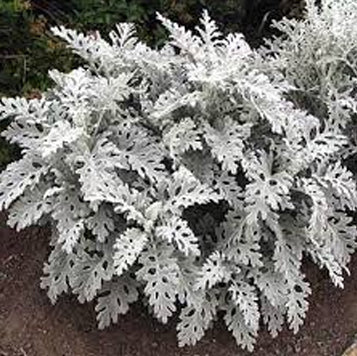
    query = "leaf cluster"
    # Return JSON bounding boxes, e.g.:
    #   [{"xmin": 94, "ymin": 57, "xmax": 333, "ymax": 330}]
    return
[{"xmin": 0, "ymin": 0, "xmax": 356, "ymax": 351}]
